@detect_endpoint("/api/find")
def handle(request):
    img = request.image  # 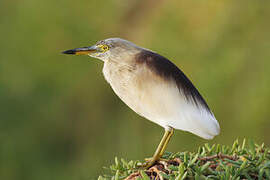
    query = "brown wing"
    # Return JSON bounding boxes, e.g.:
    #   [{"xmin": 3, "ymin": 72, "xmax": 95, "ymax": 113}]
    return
[{"xmin": 135, "ymin": 50, "xmax": 211, "ymax": 113}]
